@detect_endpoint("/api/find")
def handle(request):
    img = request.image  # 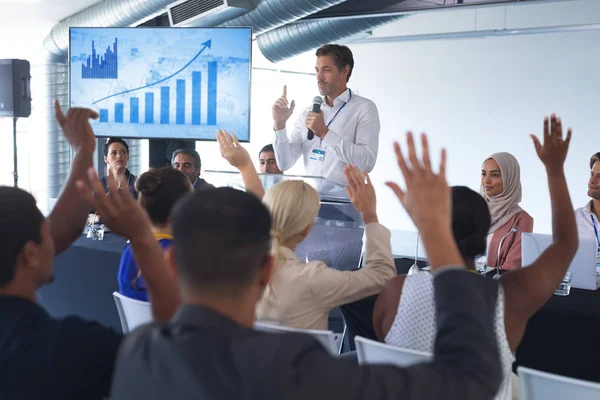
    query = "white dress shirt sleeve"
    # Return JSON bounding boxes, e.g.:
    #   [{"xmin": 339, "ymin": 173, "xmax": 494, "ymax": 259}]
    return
[
  {"xmin": 272, "ymin": 112, "xmax": 306, "ymax": 171},
  {"xmin": 320, "ymin": 100, "xmax": 380, "ymax": 172}
]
